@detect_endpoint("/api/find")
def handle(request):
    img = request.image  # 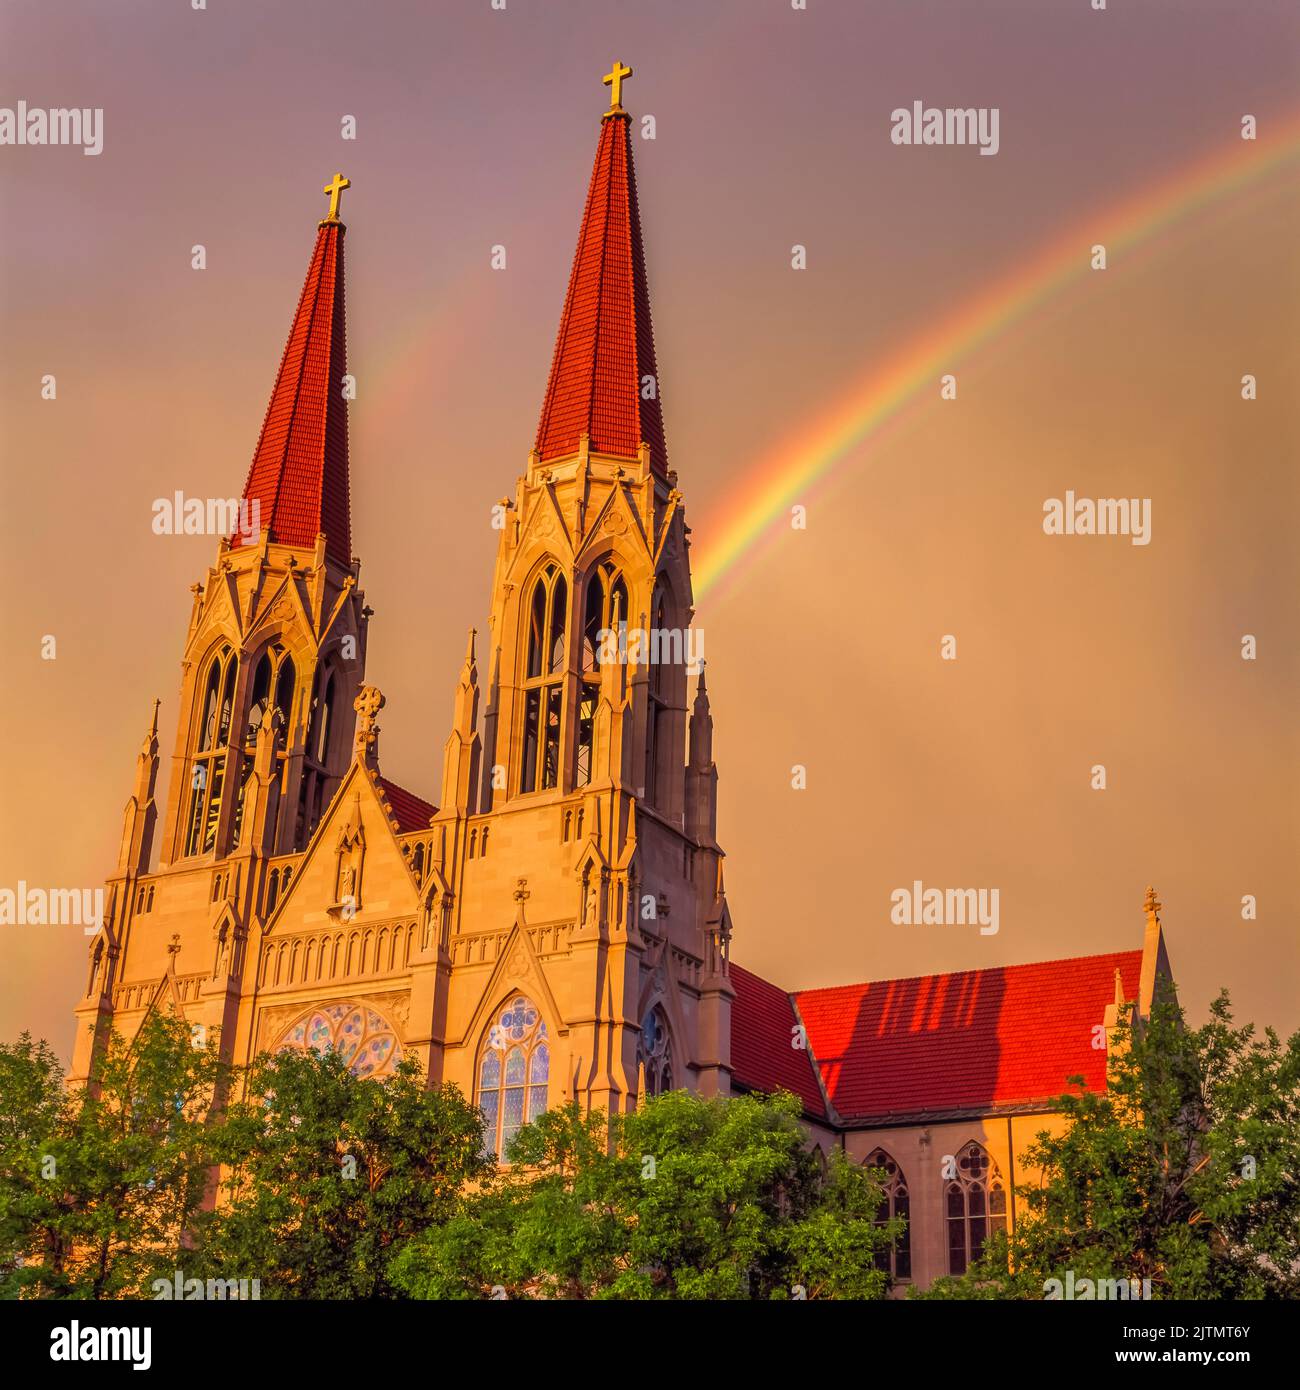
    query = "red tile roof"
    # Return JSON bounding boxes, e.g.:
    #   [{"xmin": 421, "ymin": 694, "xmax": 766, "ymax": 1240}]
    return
[
  {"xmin": 731, "ymin": 951, "xmax": 1142, "ymax": 1125},
  {"xmin": 729, "ymin": 964, "xmax": 827, "ymax": 1118},
  {"xmin": 234, "ymin": 218, "xmax": 351, "ymax": 564},
  {"xmin": 534, "ymin": 111, "xmax": 667, "ymax": 475},
  {"xmin": 377, "ymin": 777, "xmax": 436, "ymax": 833}
]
